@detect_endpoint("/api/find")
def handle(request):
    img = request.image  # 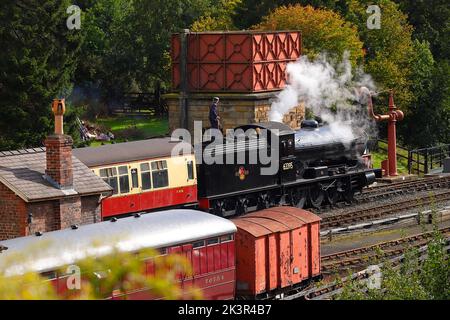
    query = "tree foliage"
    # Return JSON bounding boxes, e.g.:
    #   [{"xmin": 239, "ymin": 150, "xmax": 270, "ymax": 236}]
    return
[
  {"xmin": 339, "ymin": 235, "xmax": 450, "ymax": 299},
  {"xmin": 396, "ymin": 0, "xmax": 450, "ymax": 61},
  {"xmin": 344, "ymin": 0, "xmax": 416, "ymax": 114},
  {"xmin": 73, "ymin": 0, "xmax": 136, "ymax": 114},
  {"xmin": 233, "ymin": 0, "xmax": 349, "ymax": 29},
  {"xmin": 0, "ymin": 1, "xmax": 83, "ymax": 151},
  {"xmin": 254, "ymin": 4, "xmax": 364, "ymax": 66},
  {"xmin": 130, "ymin": 0, "xmax": 212, "ymax": 90},
  {"xmin": 0, "ymin": 245, "xmax": 201, "ymax": 300},
  {"xmin": 0, "ymin": 0, "xmax": 448, "ymax": 151},
  {"xmin": 191, "ymin": 0, "xmax": 242, "ymax": 31}
]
